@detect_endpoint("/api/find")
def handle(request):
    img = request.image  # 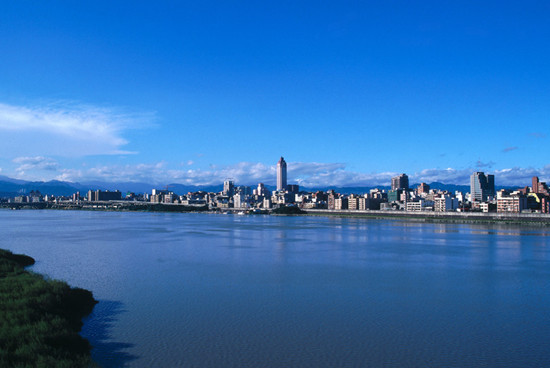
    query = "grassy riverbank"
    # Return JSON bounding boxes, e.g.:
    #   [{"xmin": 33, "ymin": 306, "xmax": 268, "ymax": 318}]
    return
[{"xmin": 0, "ymin": 249, "xmax": 97, "ymax": 368}]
